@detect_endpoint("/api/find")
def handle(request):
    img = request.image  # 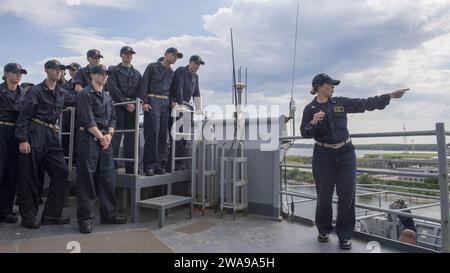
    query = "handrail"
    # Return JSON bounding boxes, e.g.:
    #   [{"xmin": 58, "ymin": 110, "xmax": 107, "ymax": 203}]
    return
[
  {"xmin": 281, "ymin": 163, "xmax": 442, "ymax": 179},
  {"xmin": 279, "ymin": 129, "xmax": 439, "ymax": 141},
  {"xmin": 280, "ymin": 190, "xmax": 442, "ymax": 223}
]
